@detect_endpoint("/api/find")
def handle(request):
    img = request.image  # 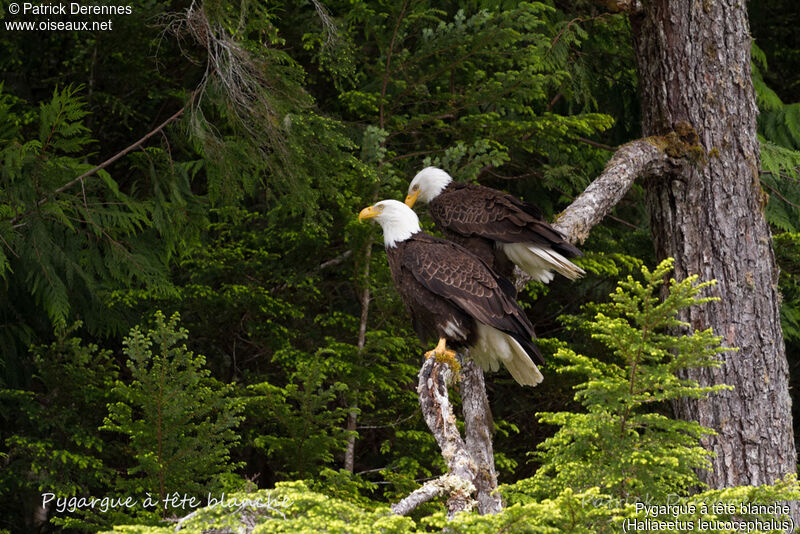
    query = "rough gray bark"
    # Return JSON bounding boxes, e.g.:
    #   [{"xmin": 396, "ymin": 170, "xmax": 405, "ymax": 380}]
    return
[
  {"xmin": 391, "ymin": 357, "xmax": 477, "ymax": 517},
  {"xmin": 390, "ymin": 472, "xmax": 475, "ymax": 517},
  {"xmin": 630, "ymin": 0, "xmax": 796, "ymax": 491},
  {"xmin": 390, "ymin": 354, "xmax": 513, "ymax": 517},
  {"xmin": 553, "ymin": 138, "xmax": 672, "ymax": 244},
  {"xmin": 390, "ymin": 356, "xmax": 501, "ymax": 516},
  {"xmin": 459, "ymin": 358, "xmax": 502, "ymax": 514}
]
